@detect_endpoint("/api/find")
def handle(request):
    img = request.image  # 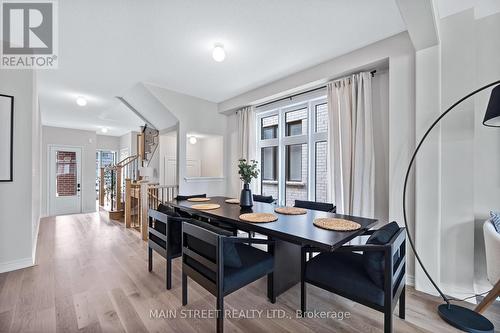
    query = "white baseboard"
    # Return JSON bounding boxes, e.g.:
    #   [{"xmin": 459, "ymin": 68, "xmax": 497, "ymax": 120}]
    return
[
  {"xmin": 0, "ymin": 257, "xmax": 34, "ymax": 274},
  {"xmin": 406, "ymin": 274, "xmax": 415, "ymax": 286},
  {"xmin": 32, "ymin": 218, "xmax": 40, "ymax": 265}
]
